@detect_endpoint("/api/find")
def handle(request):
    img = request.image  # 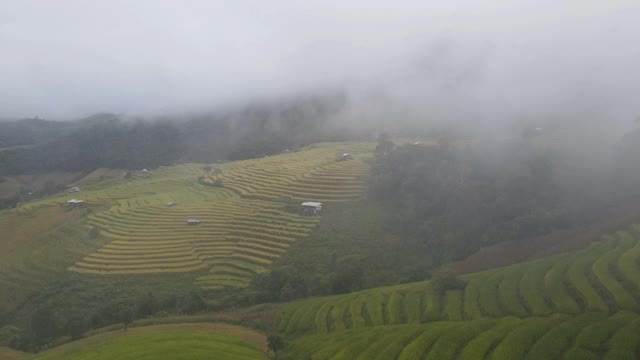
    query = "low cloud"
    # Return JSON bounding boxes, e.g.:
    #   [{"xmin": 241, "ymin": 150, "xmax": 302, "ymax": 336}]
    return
[{"xmin": 1, "ymin": 0, "xmax": 639, "ymax": 124}]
